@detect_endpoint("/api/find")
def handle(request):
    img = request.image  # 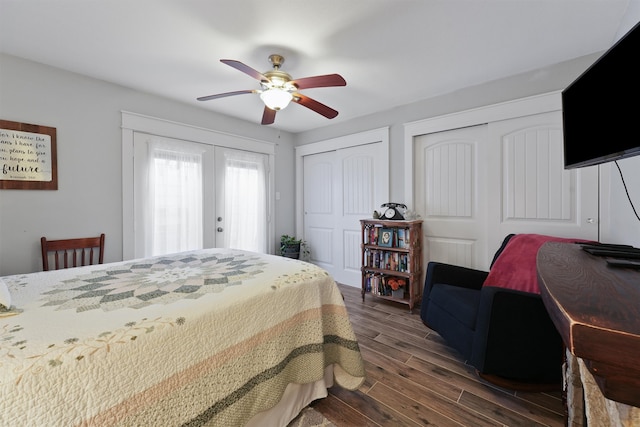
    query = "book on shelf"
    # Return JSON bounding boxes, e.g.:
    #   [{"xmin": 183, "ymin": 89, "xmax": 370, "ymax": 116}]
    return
[
  {"xmin": 364, "ymin": 273, "xmax": 406, "ymax": 298},
  {"xmin": 364, "ymin": 249, "xmax": 410, "ymax": 272},
  {"xmin": 366, "ymin": 225, "xmax": 412, "ymax": 250},
  {"xmin": 397, "ymin": 228, "xmax": 405, "ymax": 248},
  {"xmin": 365, "ymin": 225, "xmax": 381, "ymax": 245}
]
